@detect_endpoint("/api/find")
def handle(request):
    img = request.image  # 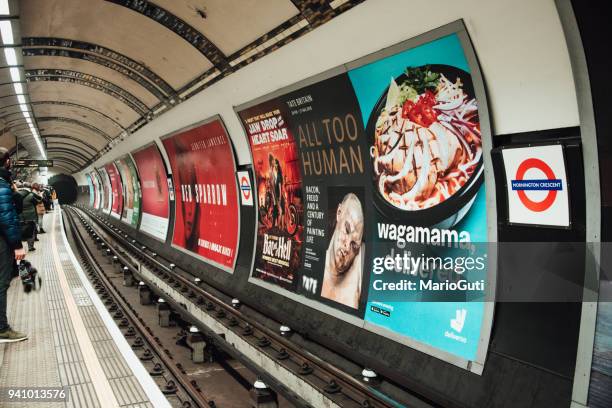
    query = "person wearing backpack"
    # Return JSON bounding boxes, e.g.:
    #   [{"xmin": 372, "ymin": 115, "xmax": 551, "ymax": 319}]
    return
[{"xmin": 0, "ymin": 147, "xmax": 28, "ymax": 343}]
